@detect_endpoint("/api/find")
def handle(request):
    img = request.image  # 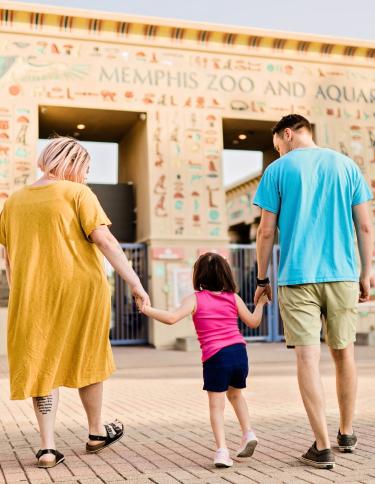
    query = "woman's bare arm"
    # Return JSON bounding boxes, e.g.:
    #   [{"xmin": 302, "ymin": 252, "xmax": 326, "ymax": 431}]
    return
[{"xmin": 90, "ymin": 225, "xmax": 150, "ymax": 308}]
